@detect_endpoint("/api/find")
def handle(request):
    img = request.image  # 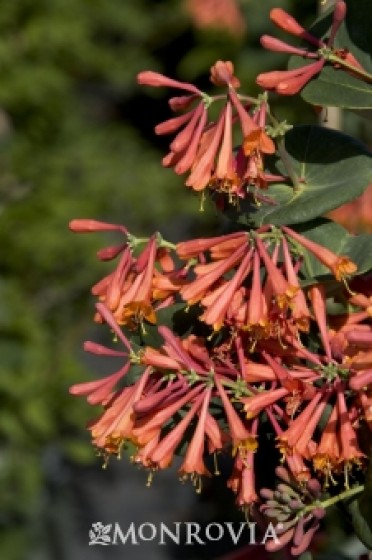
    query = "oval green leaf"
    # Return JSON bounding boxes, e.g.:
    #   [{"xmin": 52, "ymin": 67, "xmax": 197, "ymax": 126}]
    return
[{"xmin": 235, "ymin": 125, "xmax": 372, "ymax": 227}]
